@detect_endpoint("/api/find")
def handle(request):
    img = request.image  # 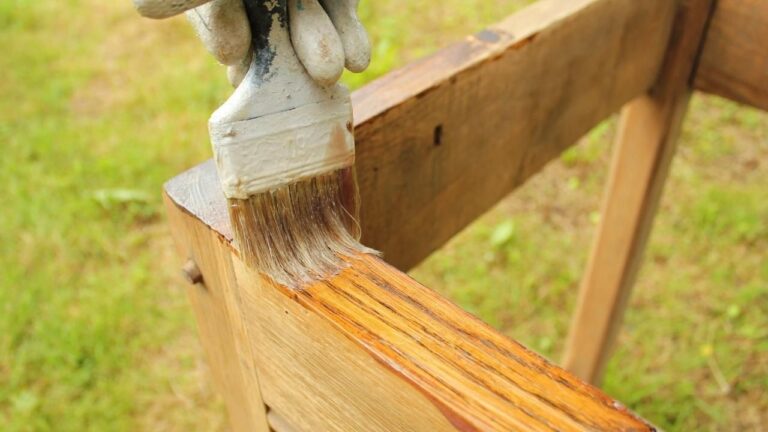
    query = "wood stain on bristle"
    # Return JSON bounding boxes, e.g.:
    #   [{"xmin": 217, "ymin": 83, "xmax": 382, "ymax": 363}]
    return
[{"xmin": 228, "ymin": 167, "xmax": 378, "ymax": 288}]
